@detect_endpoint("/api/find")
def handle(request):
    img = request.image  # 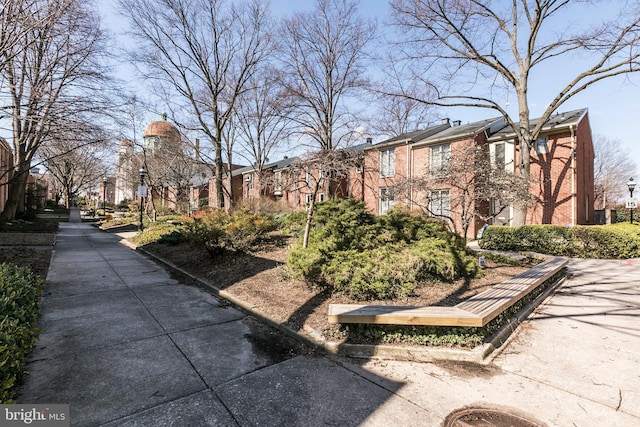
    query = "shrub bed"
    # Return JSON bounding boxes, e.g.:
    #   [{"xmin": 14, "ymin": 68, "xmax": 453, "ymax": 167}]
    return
[
  {"xmin": 129, "ymin": 216, "xmax": 191, "ymax": 246},
  {"xmin": 0, "ymin": 263, "xmax": 44, "ymax": 403},
  {"xmin": 184, "ymin": 208, "xmax": 275, "ymax": 256},
  {"xmin": 287, "ymin": 200, "xmax": 478, "ymax": 300},
  {"xmin": 479, "ymin": 223, "xmax": 640, "ymax": 258}
]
